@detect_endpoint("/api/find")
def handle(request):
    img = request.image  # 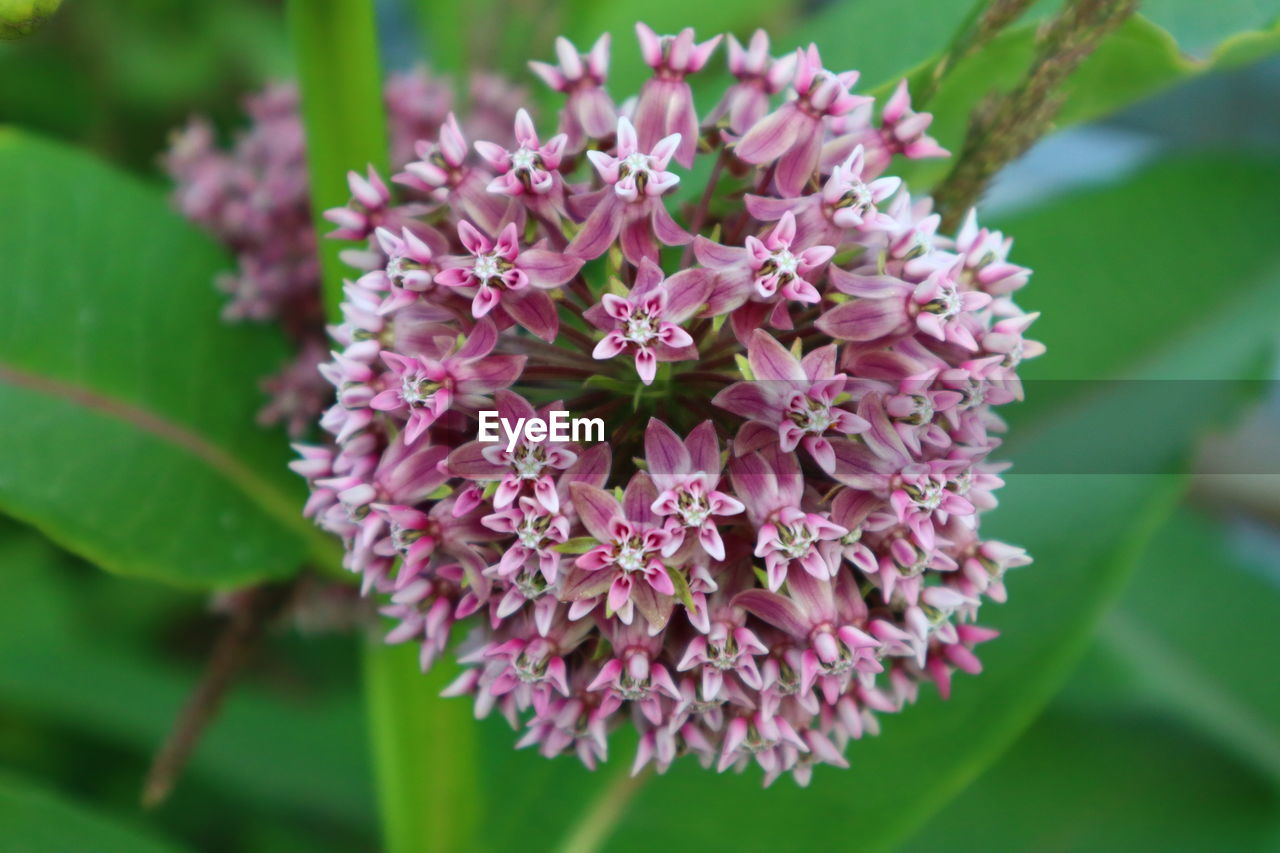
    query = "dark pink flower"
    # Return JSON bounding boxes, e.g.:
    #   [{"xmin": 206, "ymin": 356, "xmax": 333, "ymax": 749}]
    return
[
  {"xmin": 435, "ymin": 221, "xmax": 582, "ymax": 339},
  {"xmin": 735, "ymin": 44, "xmax": 872, "ymax": 197},
  {"xmin": 632, "ymin": 22, "xmax": 722, "ymax": 166},
  {"xmin": 568, "ymin": 117, "xmax": 690, "ymax": 264},
  {"xmin": 529, "ymin": 34, "xmax": 617, "ymax": 151},
  {"xmin": 585, "ymin": 259, "xmax": 710, "ymax": 384}
]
